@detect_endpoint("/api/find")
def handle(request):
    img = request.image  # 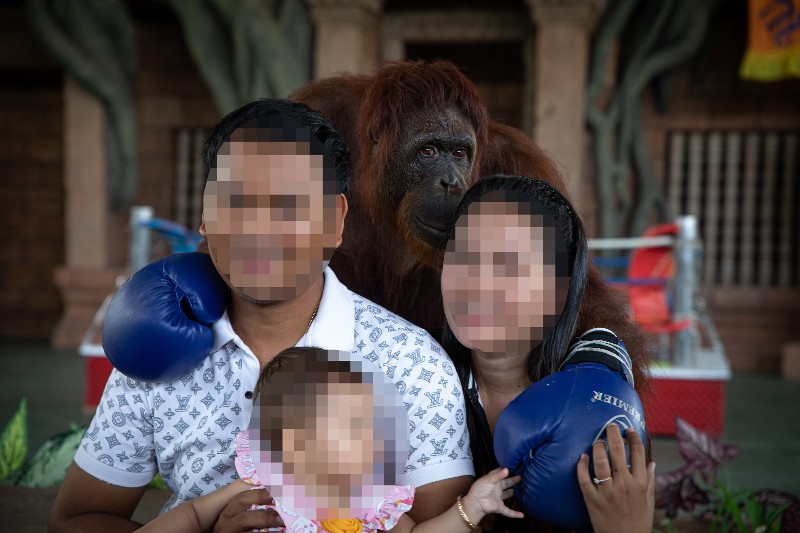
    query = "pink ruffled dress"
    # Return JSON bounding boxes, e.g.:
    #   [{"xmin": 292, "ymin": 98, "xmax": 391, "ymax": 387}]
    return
[{"xmin": 235, "ymin": 431, "xmax": 415, "ymax": 533}]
